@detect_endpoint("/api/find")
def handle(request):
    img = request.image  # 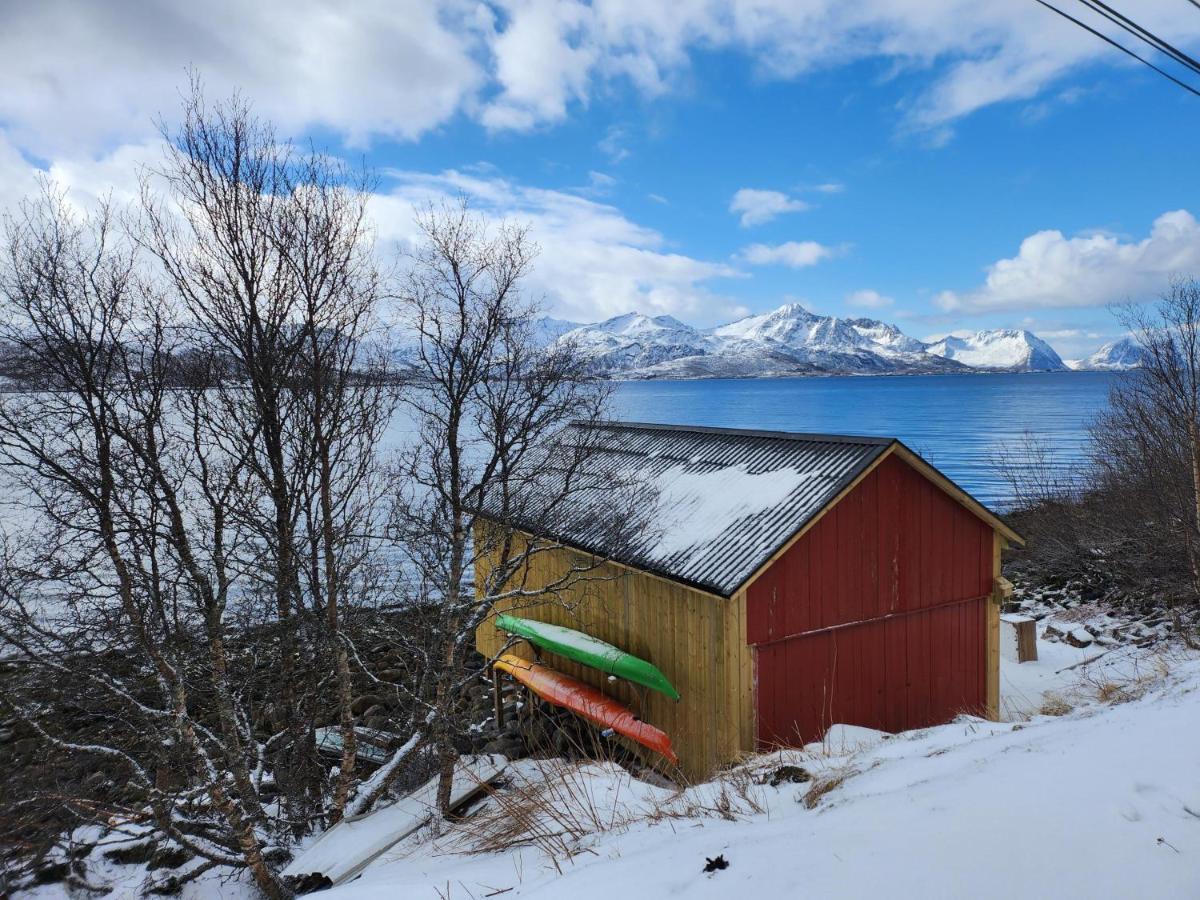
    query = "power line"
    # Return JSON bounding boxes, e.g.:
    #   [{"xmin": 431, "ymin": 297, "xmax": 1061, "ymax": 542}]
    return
[
  {"xmin": 1075, "ymin": 0, "xmax": 1200, "ymax": 77},
  {"xmin": 1034, "ymin": 0, "xmax": 1200, "ymax": 97}
]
